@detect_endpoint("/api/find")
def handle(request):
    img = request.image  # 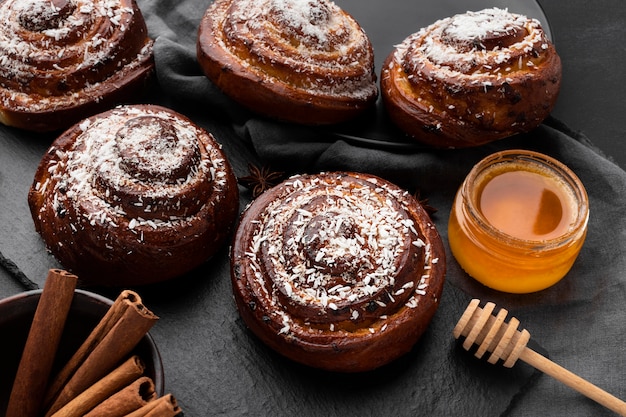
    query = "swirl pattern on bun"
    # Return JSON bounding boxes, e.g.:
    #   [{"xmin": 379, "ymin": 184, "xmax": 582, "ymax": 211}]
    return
[
  {"xmin": 28, "ymin": 104, "xmax": 239, "ymax": 286},
  {"xmin": 0, "ymin": 0, "xmax": 154, "ymax": 132},
  {"xmin": 230, "ymin": 172, "xmax": 445, "ymax": 372},
  {"xmin": 197, "ymin": 0, "xmax": 378, "ymax": 125},
  {"xmin": 381, "ymin": 8, "xmax": 561, "ymax": 148}
]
